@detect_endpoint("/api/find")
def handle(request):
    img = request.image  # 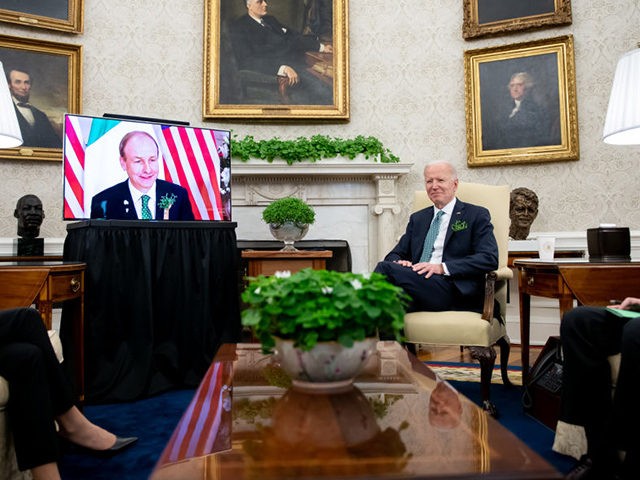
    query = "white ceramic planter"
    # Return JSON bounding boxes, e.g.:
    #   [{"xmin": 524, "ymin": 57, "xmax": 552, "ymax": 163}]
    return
[{"xmin": 274, "ymin": 337, "xmax": 377, "ymax": 391}]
